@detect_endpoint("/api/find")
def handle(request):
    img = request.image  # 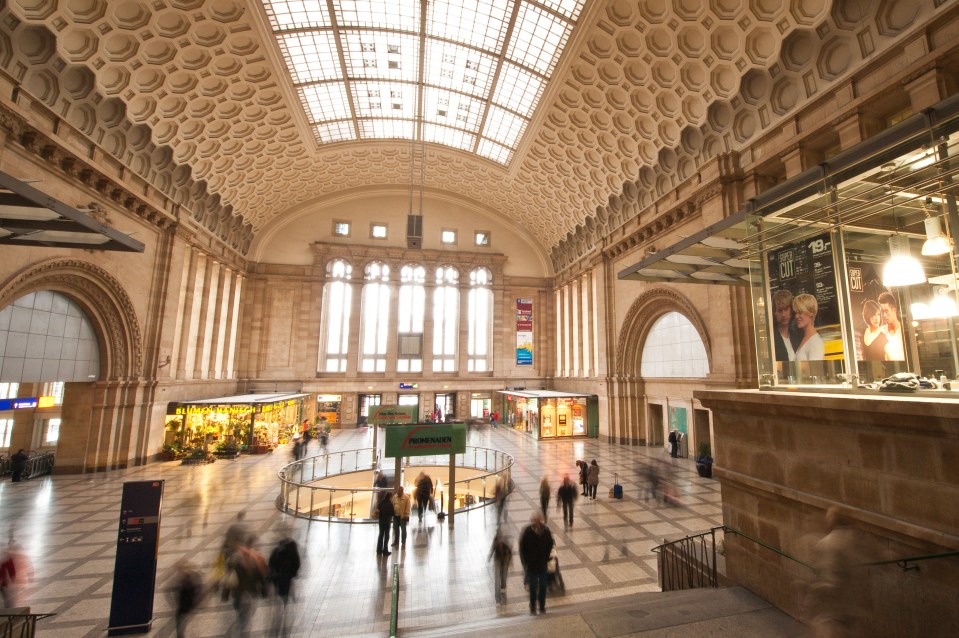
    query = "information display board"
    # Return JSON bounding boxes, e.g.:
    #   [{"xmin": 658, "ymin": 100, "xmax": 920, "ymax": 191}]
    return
[{"xmin": 107, "ymin": 480, "xmax": 164, "ymax": 636}]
